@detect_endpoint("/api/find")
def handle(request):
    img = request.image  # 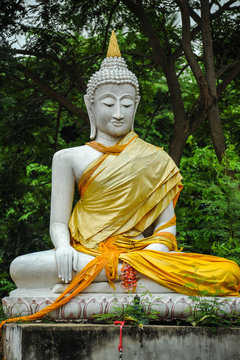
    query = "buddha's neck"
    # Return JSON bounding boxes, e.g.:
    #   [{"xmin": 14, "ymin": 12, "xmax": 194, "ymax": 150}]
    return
[{"xmin": 95, "ymin": 131, "xmax": 125, "ymax": 146}]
